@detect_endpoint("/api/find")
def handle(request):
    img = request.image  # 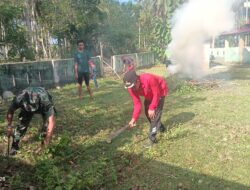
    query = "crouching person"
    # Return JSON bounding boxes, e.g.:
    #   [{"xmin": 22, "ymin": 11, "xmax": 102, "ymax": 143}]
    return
[
  {"xmin": 123, "ymin": 70, "xmax": 168, "ymax": 146},
  {"xmin": 6, "ymin": 87, "xmax": 56, "ymax": 155}
]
